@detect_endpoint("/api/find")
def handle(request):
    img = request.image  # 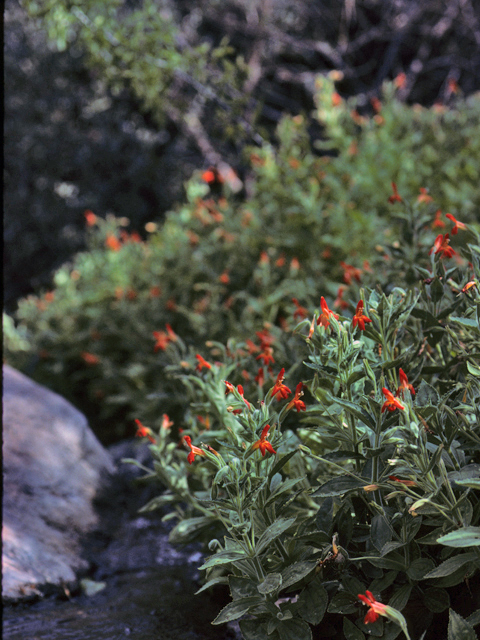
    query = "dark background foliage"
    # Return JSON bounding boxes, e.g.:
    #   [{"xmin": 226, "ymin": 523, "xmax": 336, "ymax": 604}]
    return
[{"xmin": 4, "ymin": 0, "xmax": 480, "ymax": 310}]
